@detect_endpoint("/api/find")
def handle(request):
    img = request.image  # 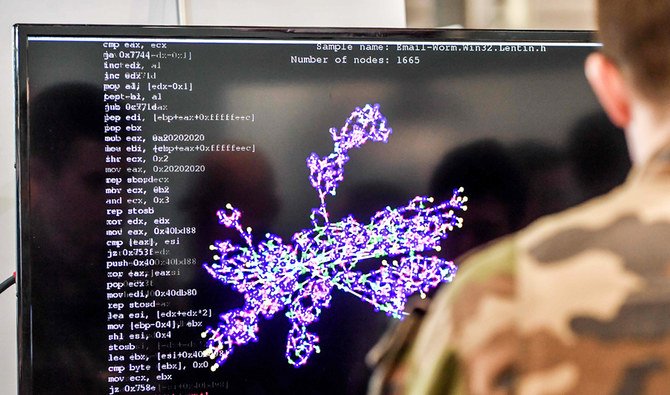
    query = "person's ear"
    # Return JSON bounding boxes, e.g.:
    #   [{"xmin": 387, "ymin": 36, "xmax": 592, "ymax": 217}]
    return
[{"xmin": 585, "ymin": 52, "xmax": 632, "ymax": 128}]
